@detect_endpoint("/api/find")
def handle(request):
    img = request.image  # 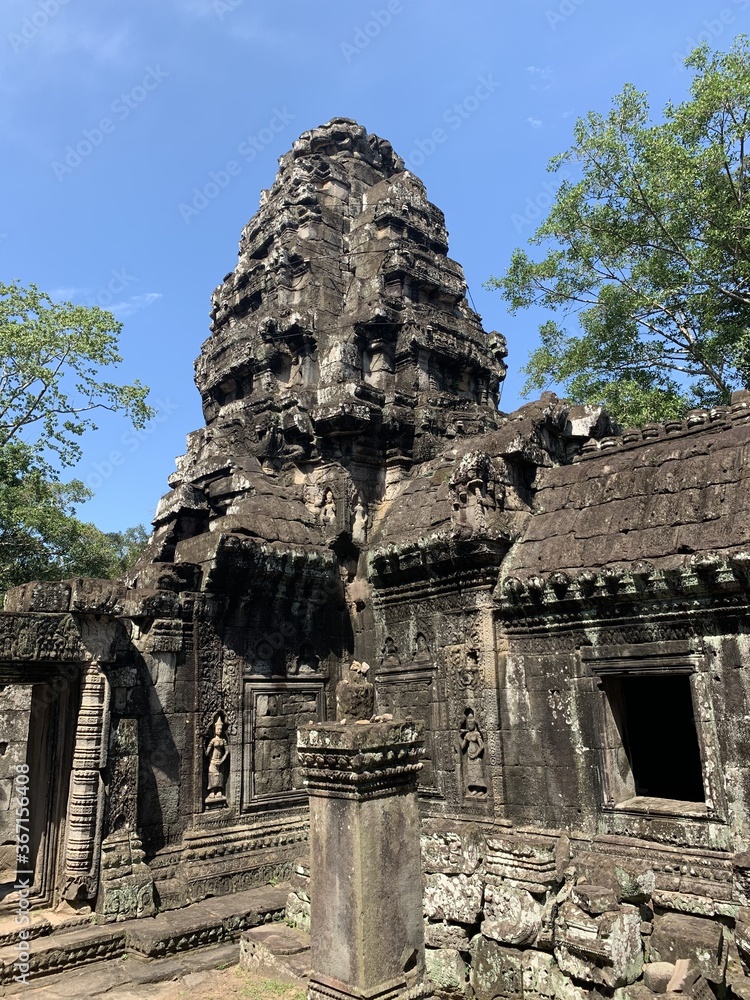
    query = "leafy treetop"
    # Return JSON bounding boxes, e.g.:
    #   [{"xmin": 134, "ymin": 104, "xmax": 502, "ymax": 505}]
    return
[
  {"xmin": 0, "ymin": 281, "xmax": 152, "ymax": 473},
  {"xmin": 488, "ymin": 36, "xmax": 750, "ymax": 428},
  {"xmin": 0, "ymin": 281, "xmax": 154, "ymax": 595}
]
